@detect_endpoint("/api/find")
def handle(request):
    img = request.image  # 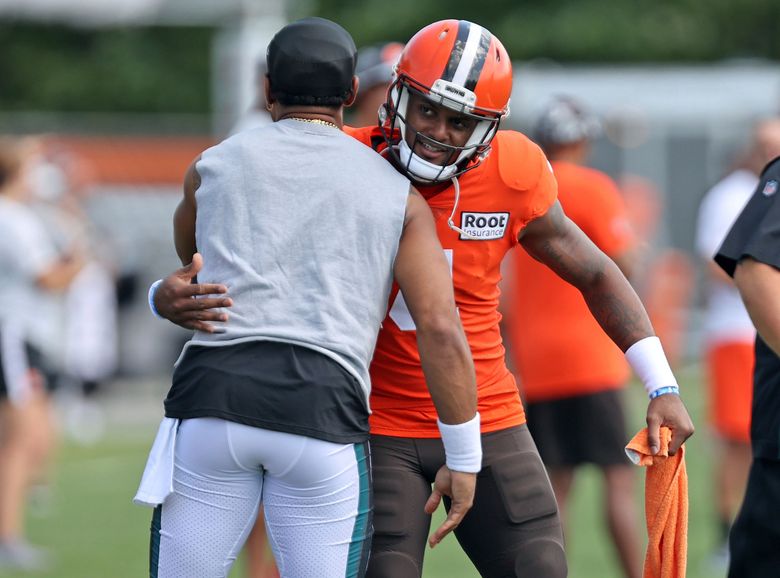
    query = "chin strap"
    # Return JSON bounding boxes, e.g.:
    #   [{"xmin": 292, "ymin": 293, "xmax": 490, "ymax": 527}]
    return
[
  {"xmin": 446, "ymin": 177, "xmax": 479, "ymax": 240},
  {"xmin": 398, "ymin": 139, "xmax": 459, "ymax": 182}
]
